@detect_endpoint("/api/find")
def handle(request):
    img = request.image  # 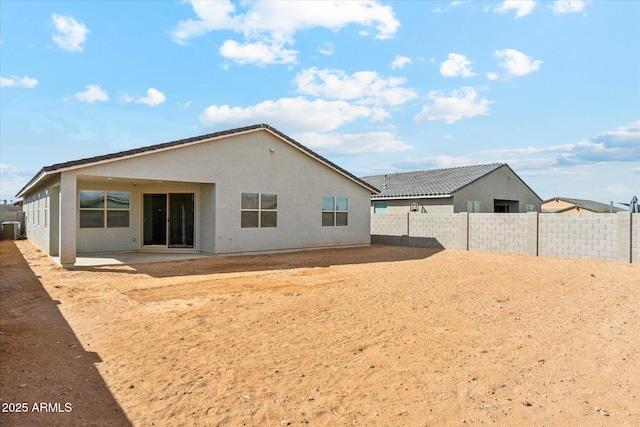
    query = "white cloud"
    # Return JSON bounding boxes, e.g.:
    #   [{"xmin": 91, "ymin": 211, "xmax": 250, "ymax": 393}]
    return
[
  {"xmin": 119, "ymin": 92, "xmax": 134, "ymax": 104},
  {"xmin": 119, "ymin": 88, "xmax": 166, "ymax": 106},
  {"xmin": 414, "ymin": 87, "xmax": 493, "ymax": 124},
  {"xmin": 51, "ymin": 13, "xmax": 89, "ymax": 52},
  {"xmin": 294, "ymin": 67, "xmax": 417, "ymax": 107},
  {"xmin": 0, "ymin": 75, "xmax": 38, "ymax": 88},
  {"xmin": 552, "ymin": 0, "xmax": 587, "ymax": 14},
  {"xmin": 219, "ymin": 39, "xmax": 297, "ymax": 65},
  {"xmin": 74, "ymin": 84, "xmax": 109, "ymax": 103},
  {"xmin": 318, "ymin": 42, "xmax": 334, "ymax": 56},
  {"xmin": 440, "ymin": 53, "xmax": 476, "ymax": 78},
  {"xmin": 481, "ymin": 120, "xmax": 640, "ymax": 167},
  {"xmin": 136, "ymin": 88, "xmax": 166, "ymax": 107},
  {"xmin": 298, "ymin": 131, "xmax": 411, "ymax": 155},
  {"xmin": 391, "ymin": 55, "xmax": 412, "ymax": 70},
  {"xmin": 0, "ymin": 163, "xmax": 32, "ymax": 202},
  {"xmin": 199, "ymin": 97, "xmax": 410, "ymax": 155},
  {"xmin": 200, "ymin": 97, "xmax": 377, "ymax": 133},
  {"xmin": 170, "ymin": 0, "xmax": 400, "ymax": 65},
  {"xmin": 494, "ymin": 49, "xmax": 542, "ymax": 77},
  {"xmin": 494, "ymin": 0, "xmax": 536, "ymax": 18},
  {"xmin": 486, "ymin": 72, "xmax": 500, "ymax": 81}
]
